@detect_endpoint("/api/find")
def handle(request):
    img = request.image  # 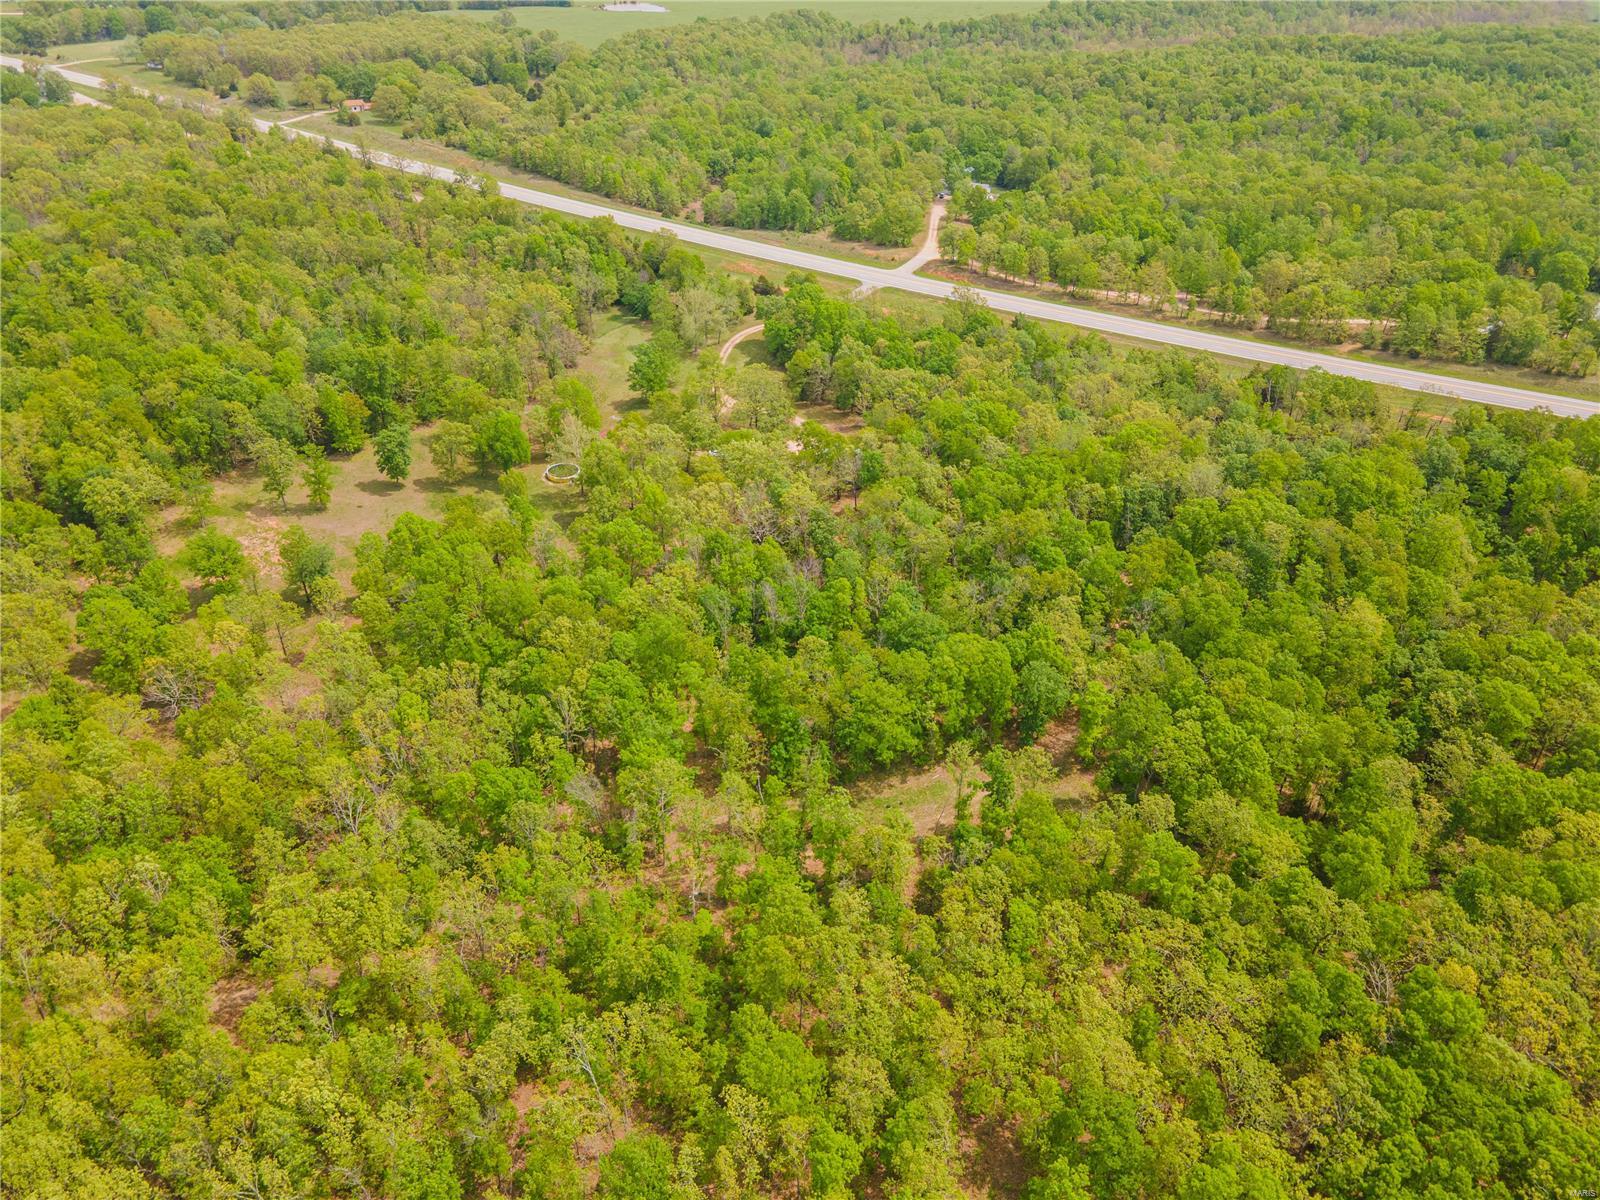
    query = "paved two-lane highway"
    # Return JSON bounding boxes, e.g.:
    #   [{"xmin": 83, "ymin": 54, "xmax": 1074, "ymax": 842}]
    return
[{"xmin": 6, "ymin": 56, "xmax": 1596, "ymax": 419}]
